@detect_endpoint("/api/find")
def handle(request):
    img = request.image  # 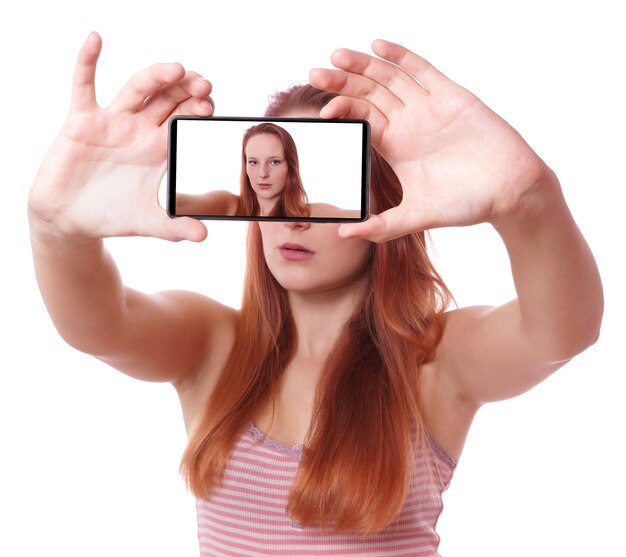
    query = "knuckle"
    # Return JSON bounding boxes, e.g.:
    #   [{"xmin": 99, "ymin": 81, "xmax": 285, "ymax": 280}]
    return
[{"xmin": 160, "ymin": 87, "xmax": 181, "ymax": 104}]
